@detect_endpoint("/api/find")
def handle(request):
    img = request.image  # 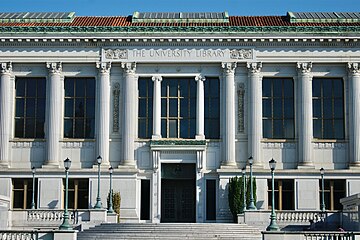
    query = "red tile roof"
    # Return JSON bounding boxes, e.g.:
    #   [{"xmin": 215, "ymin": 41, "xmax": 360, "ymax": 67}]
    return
[{"xmin": 1, "ymin": 15, "xmax": 360, "ymax": 27}]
